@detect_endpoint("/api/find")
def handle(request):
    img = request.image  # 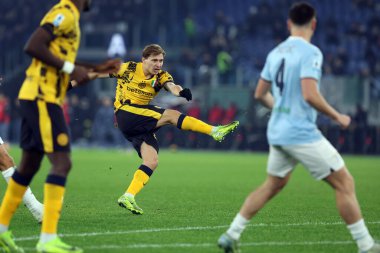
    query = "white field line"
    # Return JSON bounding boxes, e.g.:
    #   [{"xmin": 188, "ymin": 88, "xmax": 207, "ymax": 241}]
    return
[
  {"xmin": 21, "ymin": 240, "xmax": 355, "ymax": 251},
  {"xmin": 15, "ymin": 221, "xmax": 380, "ymax": 242}
]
